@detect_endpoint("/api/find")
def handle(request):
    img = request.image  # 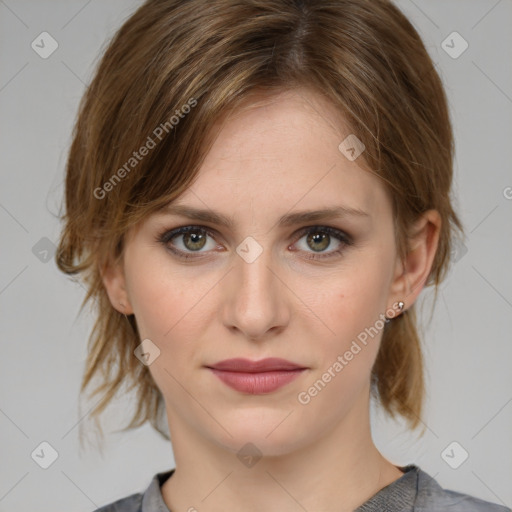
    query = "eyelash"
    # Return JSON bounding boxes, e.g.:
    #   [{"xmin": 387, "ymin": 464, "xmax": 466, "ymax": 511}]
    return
[{"xmin": 156, "ymin": 225, "xmax": 353, "ymax": 262}]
